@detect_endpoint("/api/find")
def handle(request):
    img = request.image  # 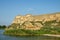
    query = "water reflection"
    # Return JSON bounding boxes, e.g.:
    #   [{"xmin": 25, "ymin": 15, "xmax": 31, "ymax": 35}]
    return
[{"xmin": 0, "ymin": 30, "xmax": 60, "ymax": 40}]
